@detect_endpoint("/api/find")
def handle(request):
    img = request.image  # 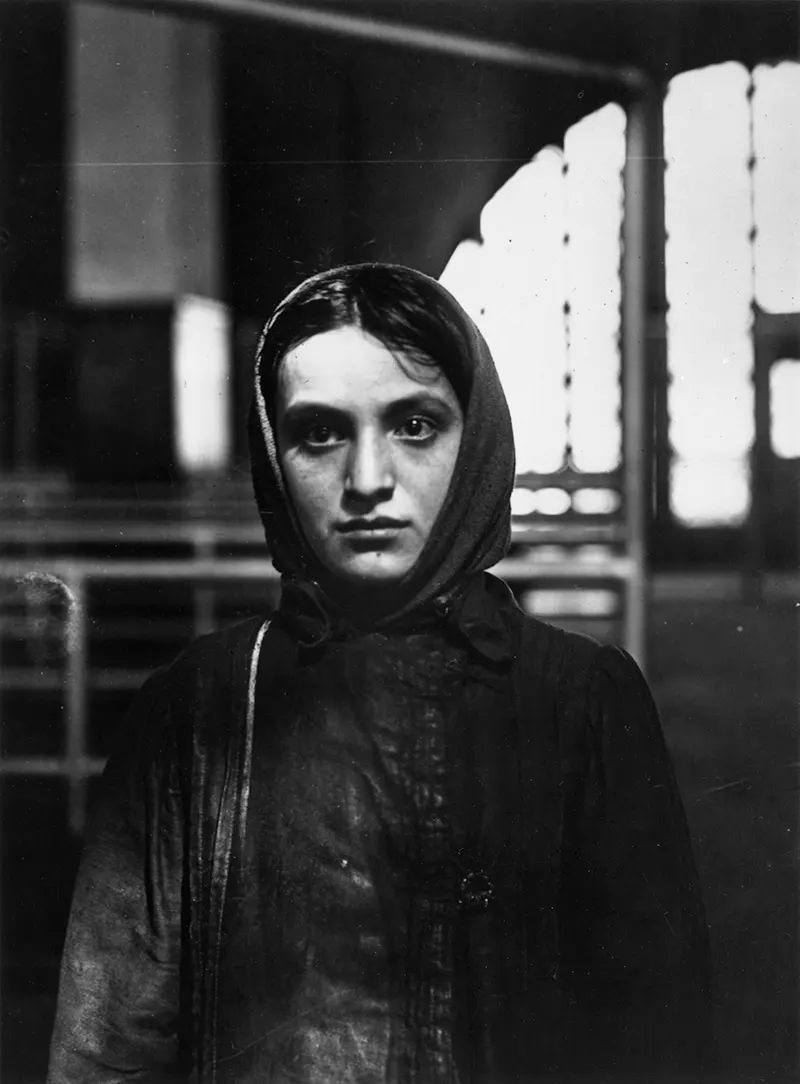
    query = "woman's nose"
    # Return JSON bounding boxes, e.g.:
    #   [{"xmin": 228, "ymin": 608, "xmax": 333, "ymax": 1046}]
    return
[{"xmin": 344, "ymin": 433, "xmax": 394, "ymax": 501}]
